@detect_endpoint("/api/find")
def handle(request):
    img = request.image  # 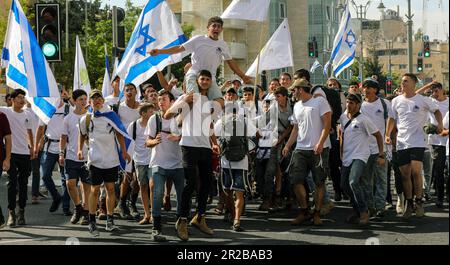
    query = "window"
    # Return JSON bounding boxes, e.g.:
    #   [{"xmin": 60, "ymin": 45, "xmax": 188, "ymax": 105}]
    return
[
  {"xmin": 399, "ymin": 64, "xmax": 407, "ymax": 69},
  {"xmin": 425, "ymin": 64, "xmax": 432, "ymax": 68},
  {"xmin": 326, "ymin": 6, "xmax": 331, "ymax": 21},
  {"xmin": 175, "ymin": 13, "xmax": 182, "ymax": 23},
  {"xmin": 279, "ymin": 2, "xmax": 287, "ymax": 18}
]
